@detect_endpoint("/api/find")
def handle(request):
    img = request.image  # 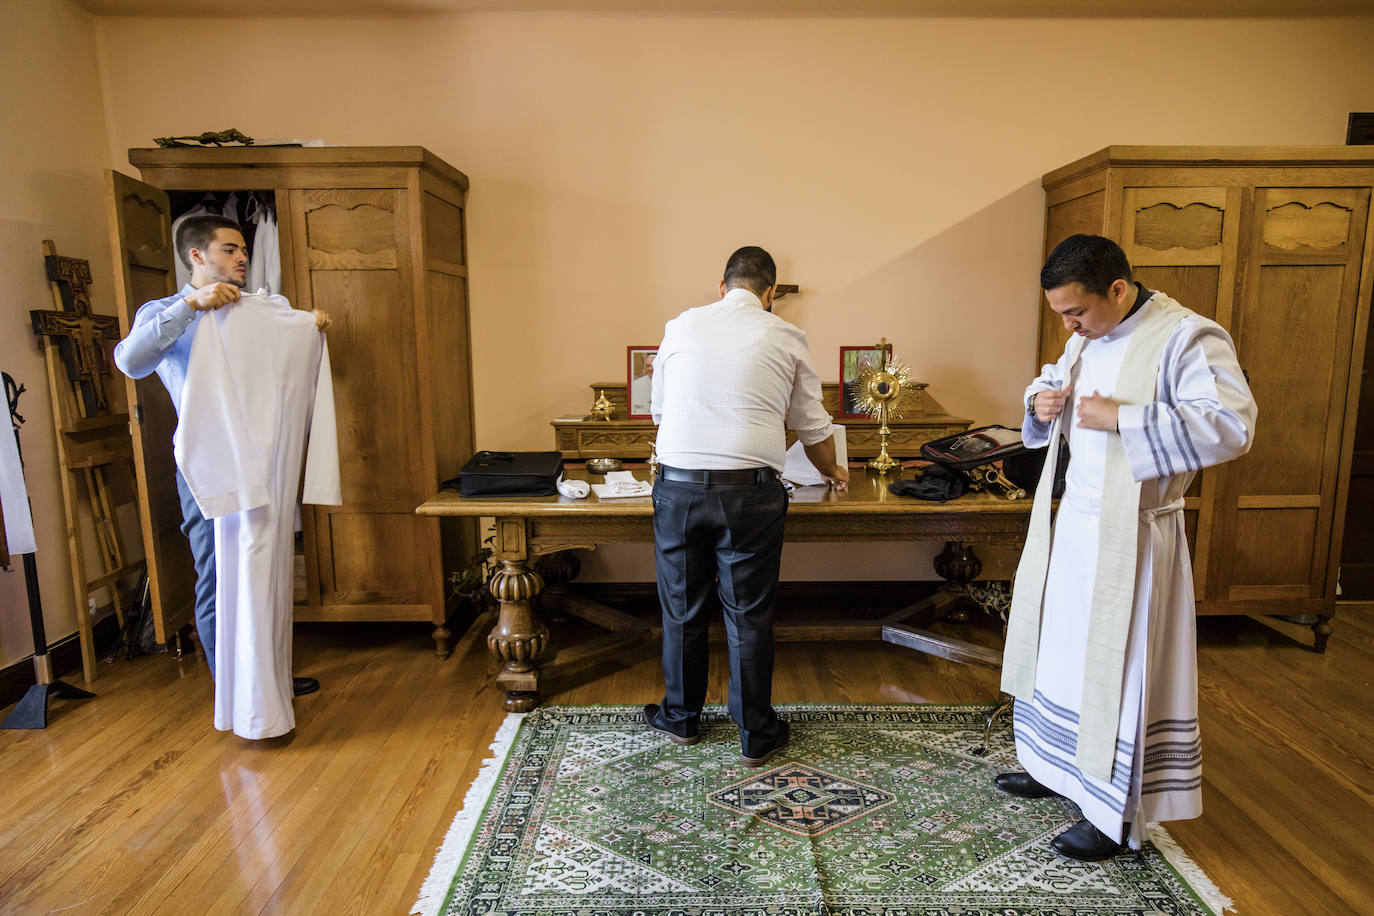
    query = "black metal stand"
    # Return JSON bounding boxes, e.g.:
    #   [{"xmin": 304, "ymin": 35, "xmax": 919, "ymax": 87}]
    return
[
  {"xmin": 2, "ymin": 369, "xmax": 94, "ymax": 729},
  {"xmin": 1, "ymin": 552, "xmax": 95, "ymax": 729}
]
